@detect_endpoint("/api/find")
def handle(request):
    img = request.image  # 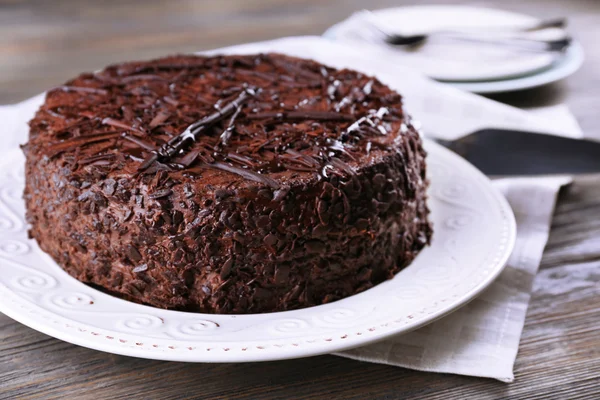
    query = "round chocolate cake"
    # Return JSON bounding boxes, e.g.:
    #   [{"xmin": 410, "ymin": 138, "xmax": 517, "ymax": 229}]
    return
[{"xmin": 23, "ymin": 53, "xmax": 432, "ymax": 314}]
